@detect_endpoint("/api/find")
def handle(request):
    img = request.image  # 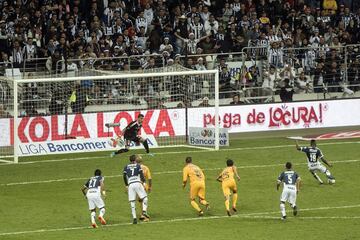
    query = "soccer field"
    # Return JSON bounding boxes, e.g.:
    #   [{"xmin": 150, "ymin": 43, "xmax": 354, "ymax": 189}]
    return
[{"xmin": 1, "ymin": 136, "xmax": 360, "ymax": 240}]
